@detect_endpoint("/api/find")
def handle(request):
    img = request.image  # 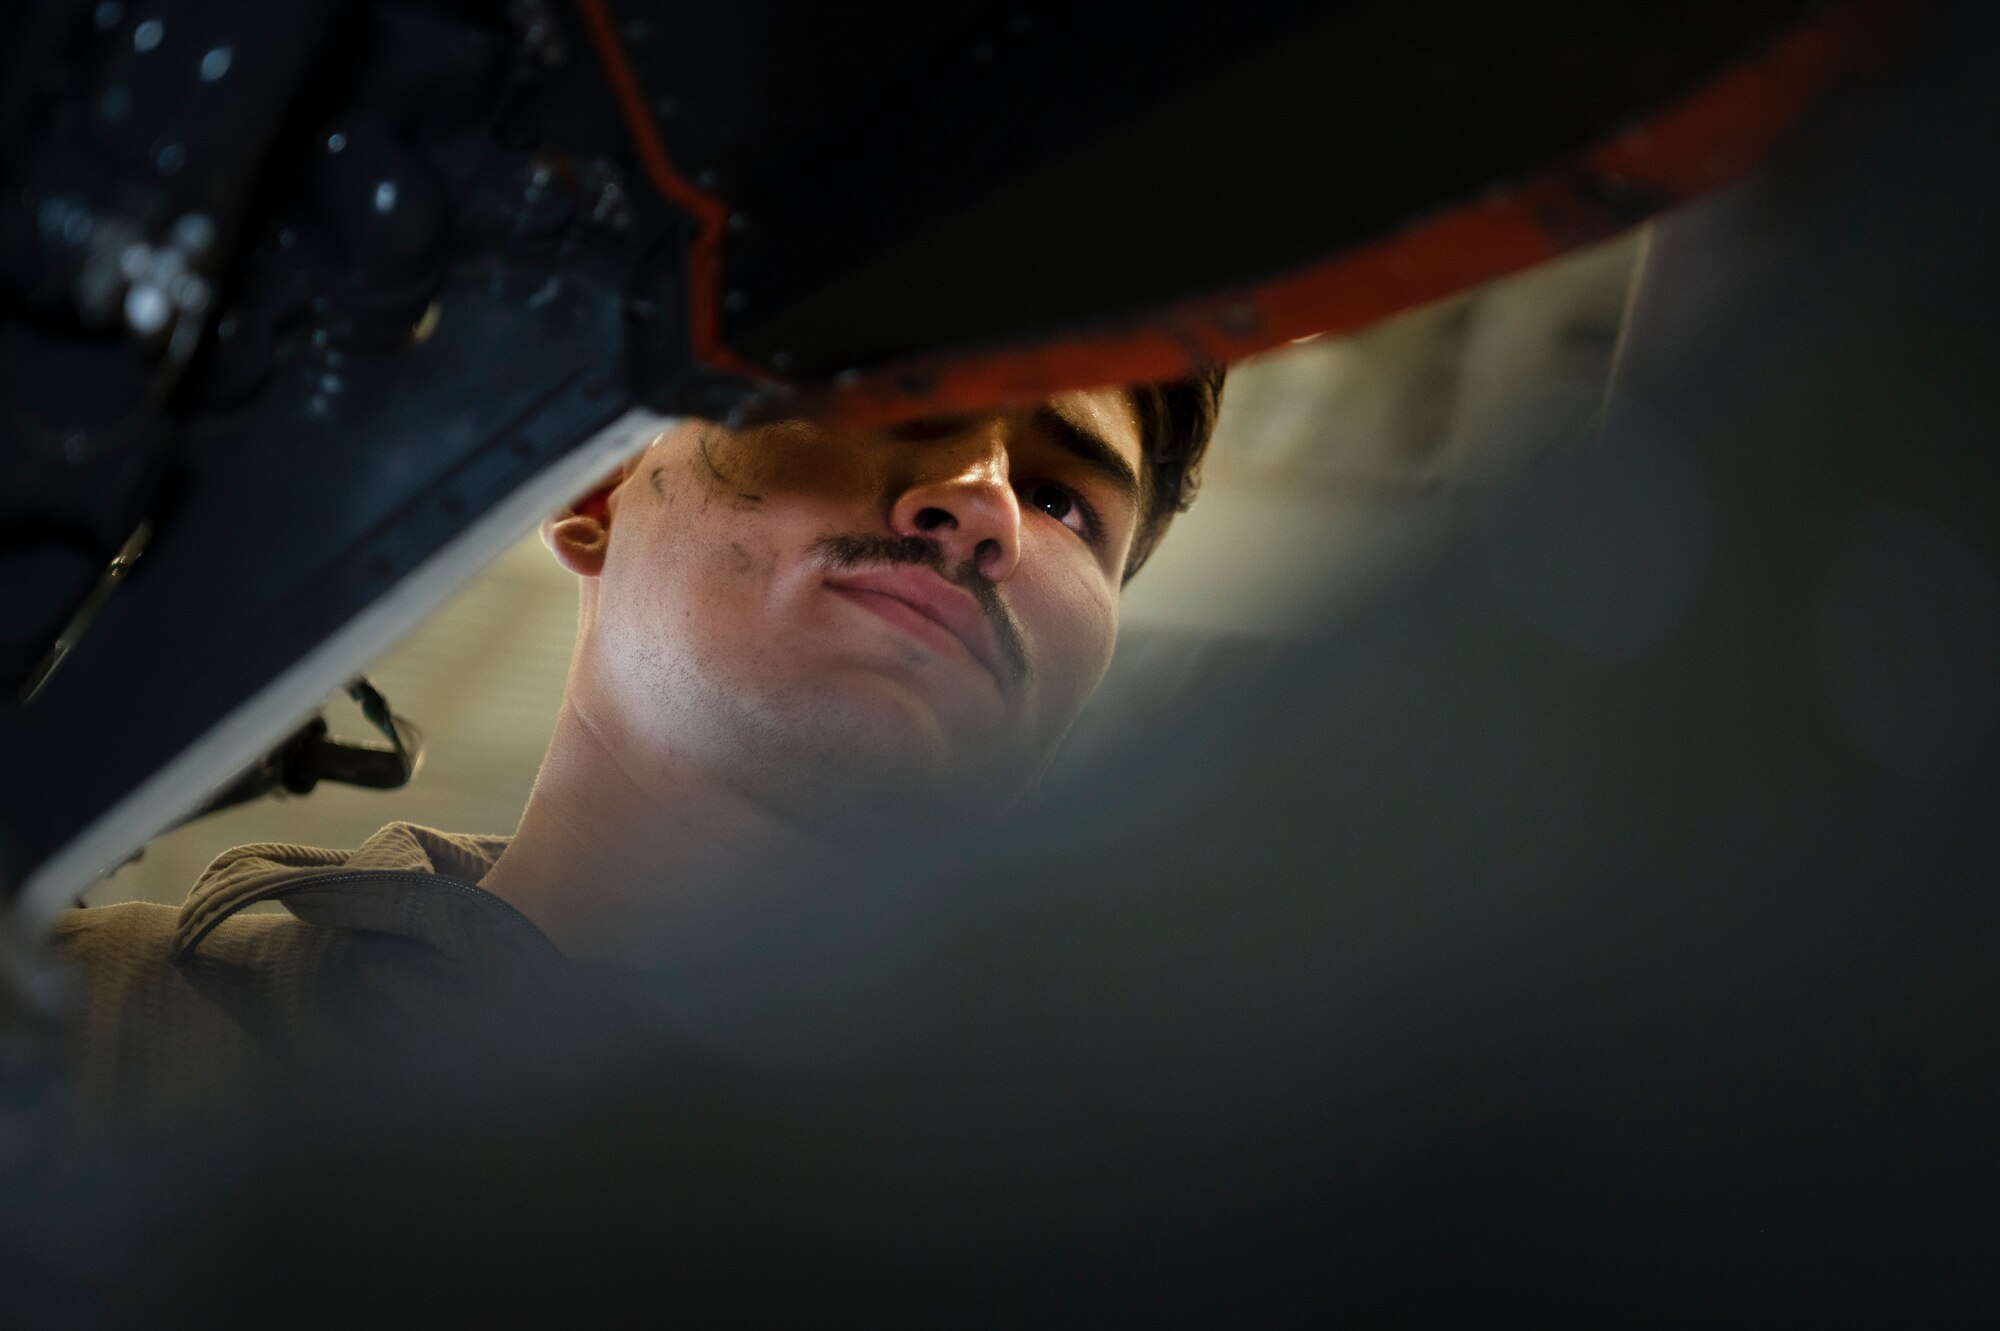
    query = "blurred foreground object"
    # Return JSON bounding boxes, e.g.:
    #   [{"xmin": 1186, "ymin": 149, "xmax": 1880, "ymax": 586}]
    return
[
  {"xmin": 5, "ymin": 0, "xmax": 1994, "ymax": 1324},
  {"xmin": 0, "ymin": 0, "xmax": 1902, "ymax": 917}
]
